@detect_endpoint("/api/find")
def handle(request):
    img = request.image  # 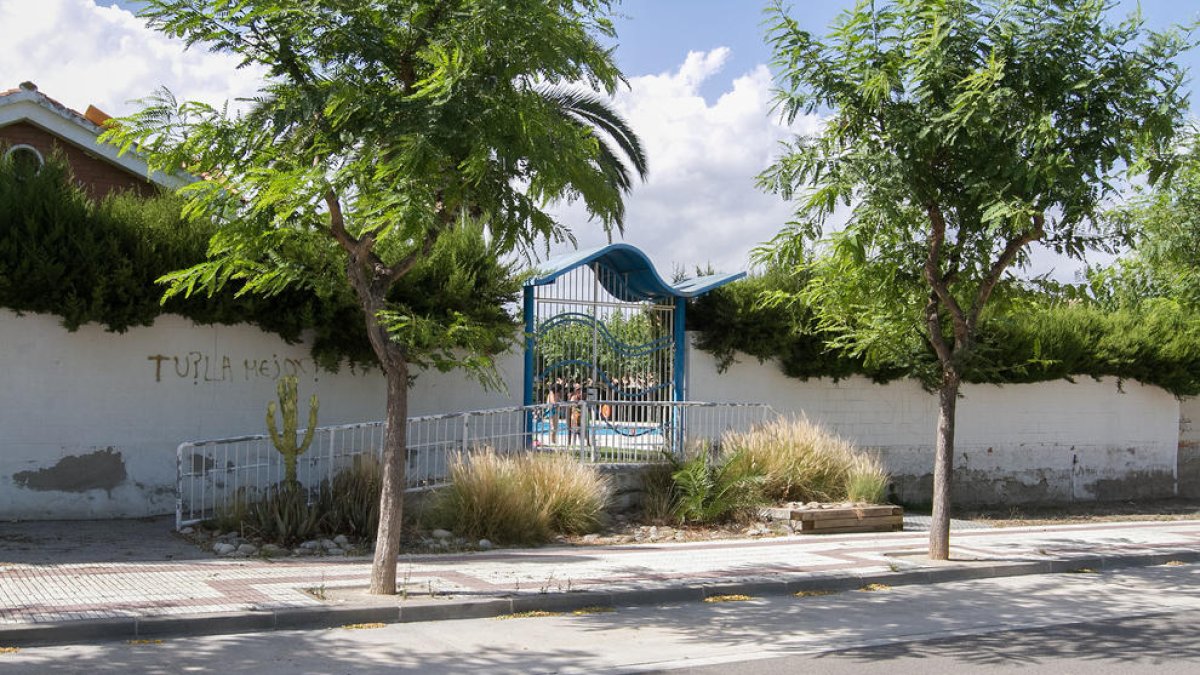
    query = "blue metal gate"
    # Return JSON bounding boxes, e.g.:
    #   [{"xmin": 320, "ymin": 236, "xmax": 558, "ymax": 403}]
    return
[{"xmin": 522, "ymin": 244, "xmax": 743, "ymax": 452}]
